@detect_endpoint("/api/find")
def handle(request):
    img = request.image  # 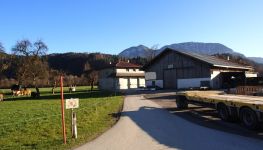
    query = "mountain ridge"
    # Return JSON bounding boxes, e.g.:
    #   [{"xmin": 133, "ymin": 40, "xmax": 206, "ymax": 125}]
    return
[{"xmin": 118, "ymin": 42, "xmax": 263, "ymax": 63}]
